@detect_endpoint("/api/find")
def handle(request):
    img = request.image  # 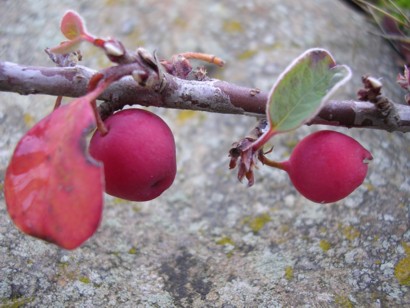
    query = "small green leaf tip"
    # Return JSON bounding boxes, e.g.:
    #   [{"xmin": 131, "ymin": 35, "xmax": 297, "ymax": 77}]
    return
[{"xmin": 267, "ymin": 48, "xmax": 352, "ymax": 133}]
